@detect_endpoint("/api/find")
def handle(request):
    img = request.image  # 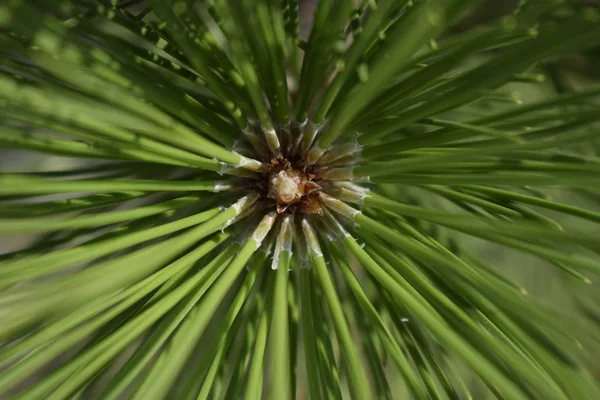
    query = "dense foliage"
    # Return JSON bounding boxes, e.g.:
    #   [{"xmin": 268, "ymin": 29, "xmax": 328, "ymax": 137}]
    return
[{"xmin": 1, "ymin": 0, "xmax": 600, "ymax": 399}]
